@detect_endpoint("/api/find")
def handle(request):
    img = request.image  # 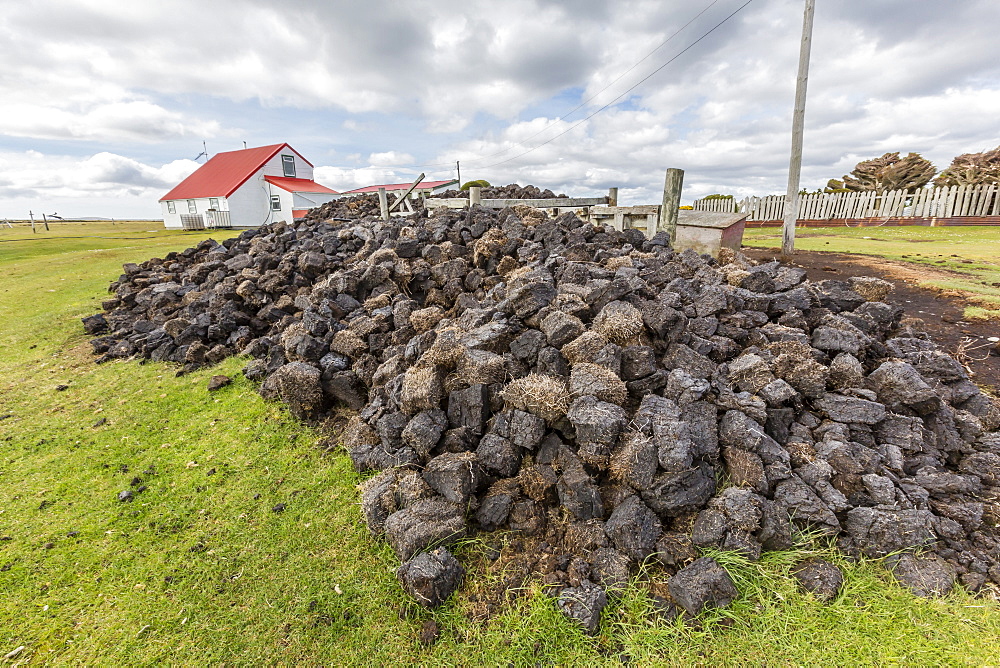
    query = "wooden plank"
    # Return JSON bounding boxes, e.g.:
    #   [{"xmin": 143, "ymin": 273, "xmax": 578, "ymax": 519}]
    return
[
  {"xmin": 969, "ymin": 184, "xmax": 982, "ymax": 216},
  {"xmin": 387, "ymin": 173, "xmax": 425, "ymax": 213},
  {"xmin": 590, "ymin": 205, "xmax": 660, "ymax": 215},
  {"xmin": 975, "ymin": 184, "xmax": 990, "ymax": 215},
  {"xmin": 425, "ymin": 198, "xmax": 468, "ymax": 209},
  {"xmin": 913, "ymin": 188, "xmax": 927, "ymax": 217},
  {"xmin": 480, "ymin": 197, "xmax": 608, "ymax": 208}
]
